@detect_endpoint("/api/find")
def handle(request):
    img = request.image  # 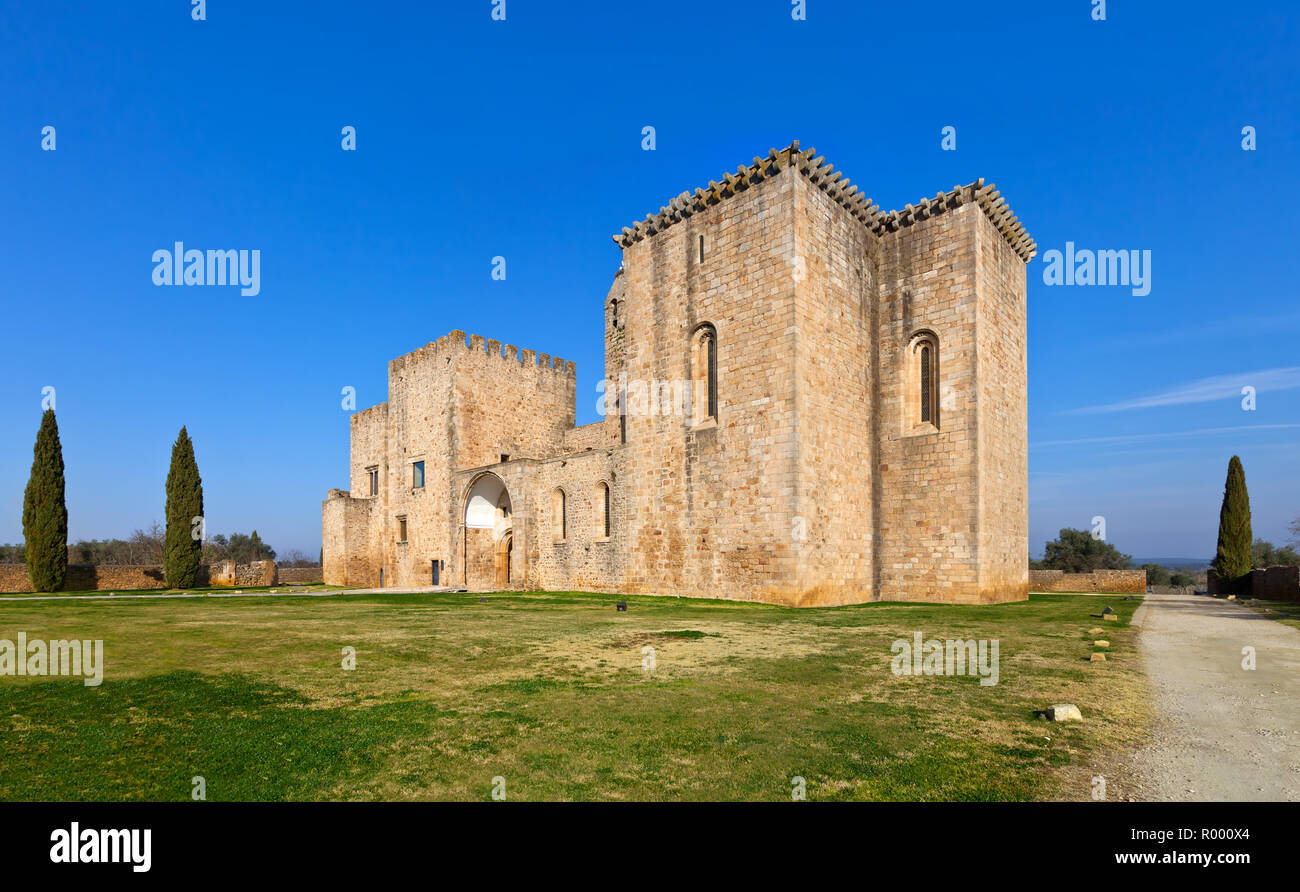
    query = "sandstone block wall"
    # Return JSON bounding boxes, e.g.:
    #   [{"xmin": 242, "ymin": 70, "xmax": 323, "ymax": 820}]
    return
[
  {"xmin": 0, "ymin": 564, "xmax": 176, "ymax": 592},
  {"xmin": 874, "ymin": 205, "xmax": 981, "ymax": 602},
  {"xmin": 0, "ymin": 561, "xmax": 287, "ymax": 593},
  {"xmin": 1029, "ymin": 569, "xmax": 1147, "ymax": 593},
  {"xmin": 790, "ymin": 167, "xmax": 877, "ymax": 606},
  {"xmin": 974, "ymin": 209, "xmax": 1031, "ymax": 601},
  {"xmin": 614, "ymin": 163, "xmax": 801, "ymax": 604},
  {"xmin": 208, "ymin": 560, "xmax": 277, "ymax": 587},
  {"xmin": 277, "ymin": 567, "xmax": 324, "ymax": 585},
  {"xmin": 323, "ymin": 488, "xmax": 376, "ymax": 586}
]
